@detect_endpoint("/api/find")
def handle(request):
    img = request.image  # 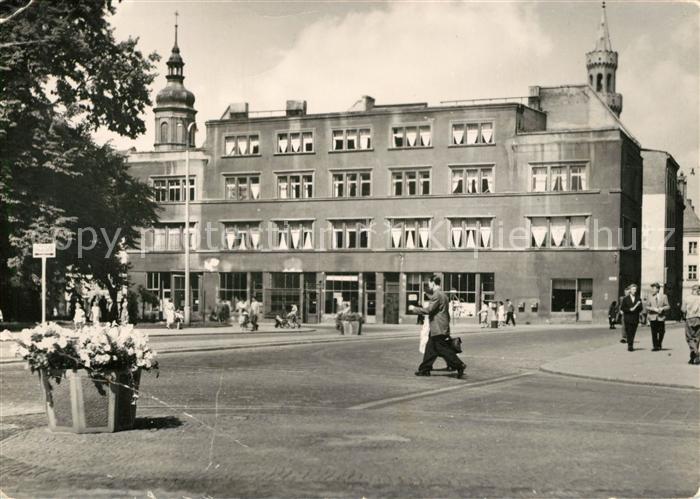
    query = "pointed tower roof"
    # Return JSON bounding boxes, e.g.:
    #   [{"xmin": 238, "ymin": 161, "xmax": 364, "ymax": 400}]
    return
[
  {"xmin": 594, "ymin": 2, "xmax": 613, "ymax": 51},
  {"xmin": 156, "ymin": 11, "xmax": 195, "ymax": 109}
]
